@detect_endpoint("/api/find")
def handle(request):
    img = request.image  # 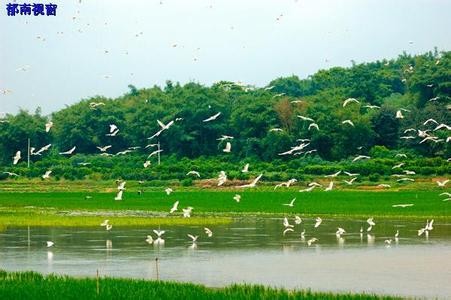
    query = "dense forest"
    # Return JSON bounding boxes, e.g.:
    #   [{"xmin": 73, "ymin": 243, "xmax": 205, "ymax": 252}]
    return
[{"xmin": 0, "ymin": 50, "xmax": 450, "ymax": 181}]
